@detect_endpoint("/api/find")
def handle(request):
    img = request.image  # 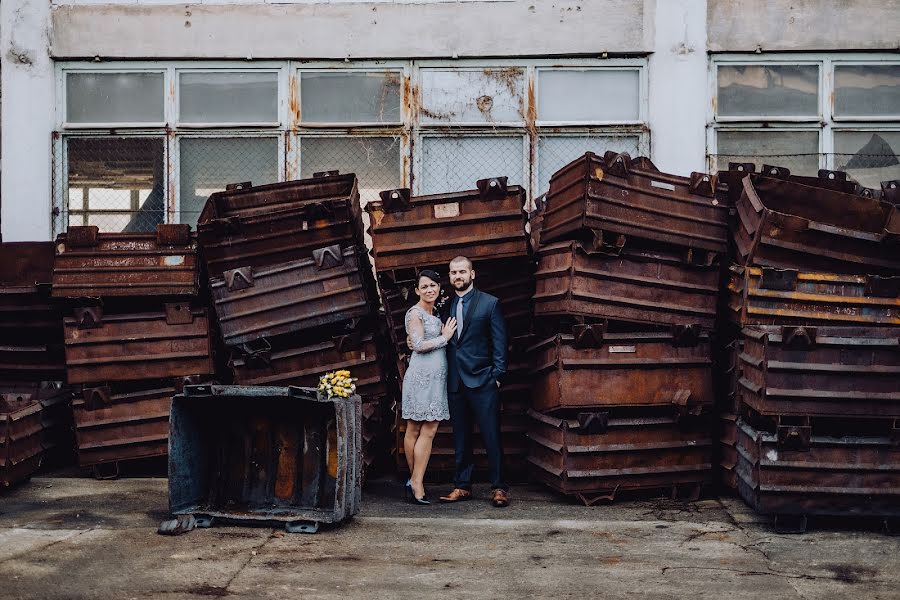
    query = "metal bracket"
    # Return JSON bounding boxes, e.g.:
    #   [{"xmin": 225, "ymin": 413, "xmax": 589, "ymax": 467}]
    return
[
  {"xmin": 629, "ymin": 156, "xmax": 659, "ymax": 173},
  {"xmin": 728, "ymin": 162, "xmax": 756, "ymax": 174},
  {"xmin": 174, "ymin": 375, "xmax": 208, "ymax": 393},
  {"xmin": 92, "ymin": 461, "xmax": 120, "ymax": 480},
  {"xmin": 74, "ymin": 306, "xmax": 103, "ymax": 329},
  {"xmin": 66, "ymin": 226, "xmax": 100, "ymax": 247},
  {"xmin": 232, "ymin": 339, "xmax": 273, "ymax": 369},
  {"xmin": 379, "ymin": 188, "xmax": 412, "ymax": 213},
  {"xmin": 689, "ymin": 172, "xmax": 716, "ymax": 198},
  {"xmin": 165, "ymin": 303, "xmax": 194, "ymax": 325},
  {"xmin": 82, "ymin": 386, "xmax": 111, "ymax": 411},
  {"xmin": 313, "ymin": 244, "xmax": 345, "ymax": 270},
  {"xmin": 224, "ymin": 267, "xmax": 254, "ymax": 291},
  {"xmin": 881, "ymin": 180, "xmax": 899, "ymax": 205},
  {"xmin": 285, "ymin": 520, "xmax": 320, "ymax": 534},
  {"xmin": 781, "ymin": 326, "xmax": 817, "ymax": 349},
  {"xmin": 671, "ymin": 324, "xmax": 701, "ymax": 348},
  {"xmin": 571, "ymin": 322, "xmax": 606, "ymax": 349},
  {"xmin": 760, "ymin": 267, "xmax": 799, "ymax": 291},
  {"xmin": 857, "ymin": 185, "xmax": 877, "ymax": 199},
  {"xmin": 313, "ymin": 170, "xmax": 340, "ymax": 178},
  {"xmin": 865, "ymin": 275, "xmax": 900, "ymax": 298},
  {"xmin": 156, "ymin": 224, "xmax": 191, "ymax": 246},
  {"xmin": 818, "ymin": 169, "xmax": 847, "ymax": 183},
  {"xmin": 476, "ymin": 176, "xmax": 508, "ymax": 200},
  {"xmin": 776, "ymin": 425, "xmax": 812, "ymax": 450},
  {"xmin": 576, "ymin": 411, "xmax": 609, "ymax": 434},
  {"xmin": 761, "ymin": 164, "xmax": 791, "ymax": 179},
  {"xmin": 225, "ymin": 181, "xmax": 252, "ymax": 191},
  {"xmin": 605, "ymin": 152, "xmax": 631, "ymax": 178}
]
